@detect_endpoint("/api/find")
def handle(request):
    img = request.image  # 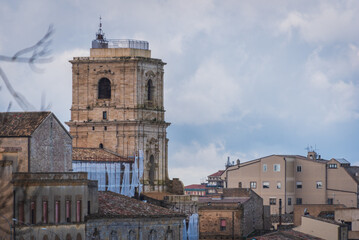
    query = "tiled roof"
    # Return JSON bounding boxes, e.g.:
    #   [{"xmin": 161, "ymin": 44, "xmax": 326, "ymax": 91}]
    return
[
  {"xmin": 208, "ymin": 170, "xmax": 224, "ymax": 177},
  {"xmin": 92, "ymin": 191, "xmax": 185, "ymax": 218},
  {"xmin": 344, "ymin": 166, "xmax": 359, "ymax": 184},
  {"xmin": 0, "ymin": 112, "xmax": 50, "ymax": 137},
  {"xmin": 184, "ymin": 184, "xmax": 207, "ymax": 190},
  {"xmin": 72, "ymin": 148, "xmax": 132, "ymax": 162},
  {"xmin": 254, "ymin": 230, "xmax": 323, "ymax": 240},
  {"xmin": 334, "ymin": 158, "xmax": 350, "ymax": 164}
]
